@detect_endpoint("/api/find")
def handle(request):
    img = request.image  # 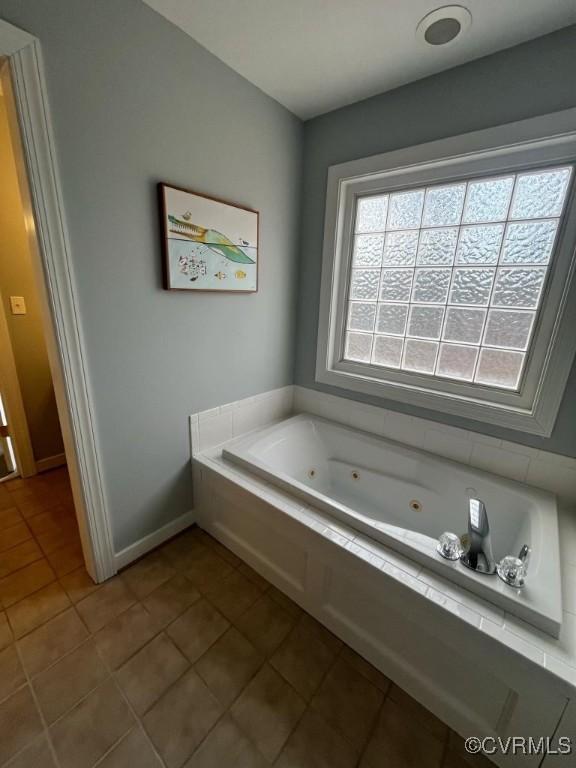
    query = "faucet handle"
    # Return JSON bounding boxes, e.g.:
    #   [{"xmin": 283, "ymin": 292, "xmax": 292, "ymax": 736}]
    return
[
  {"xmin": 518, "ymin": 544, "xmax": 531, "ymax": 565},
  {"xmin": 436, "ymin": 531, "xmax": 464, "ymax": 561},
  {"xmin": 497, "ymin": 544, "xmax": 531, "ymax": 588}
]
